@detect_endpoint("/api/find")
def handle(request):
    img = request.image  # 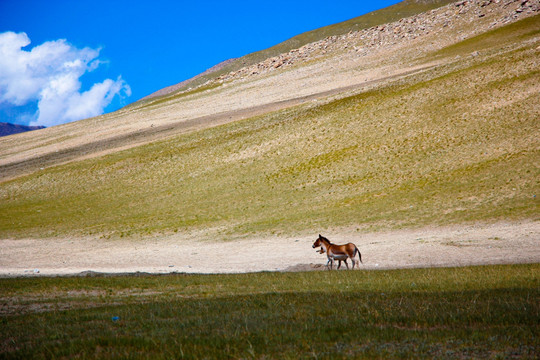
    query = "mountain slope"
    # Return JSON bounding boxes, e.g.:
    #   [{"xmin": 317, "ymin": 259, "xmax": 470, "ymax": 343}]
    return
[
  {"xmin": 0, "ymin": 122, "xmax": 45, "ymax": 137},
  {"xmin": 2, "ymin": 0, "xmax": 537, "ymax": 182},
  {"xmin": 0, "ymin": 0, "xmax": 538, "ymax": 240}
]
